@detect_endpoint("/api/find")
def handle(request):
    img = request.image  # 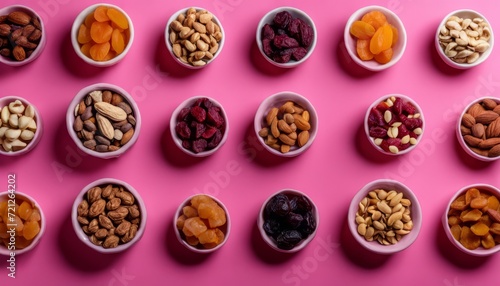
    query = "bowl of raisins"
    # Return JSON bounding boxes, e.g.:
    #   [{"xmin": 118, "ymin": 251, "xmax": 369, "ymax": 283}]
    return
[
  {"xmin": 71, "ymin": 3, "xmax": 134, "ymax": 67},
  {"xmin": 170, "ymin": 96, "xmax": 228, "ymax": 157},
  {"xmin": 344, "ymin": 6, "xmax": 407, "ymax": 71},
  {"xmin": 174, "ymin": 194, "xmax": 230, "ymax": 253},
  {"xmin": 258, "ymin": 189, "xmax": 319, "ymax": 253},
  {"xmin": 443, "ymin": 184, "xmax": 500, "ymax": 256},
  {"xmin": 0, "ymin": 191, "xmax": 45, "ymax": 255},
  {"xmin": 256, "ymin": 7, "xmax": 317, "ymax": 68}
]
